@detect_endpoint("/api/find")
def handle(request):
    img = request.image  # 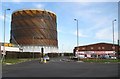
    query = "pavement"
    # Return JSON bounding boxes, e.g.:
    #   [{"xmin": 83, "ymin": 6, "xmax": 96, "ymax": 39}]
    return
[{"xmin": 2, "ymin": 56, "xmax": 119, "ymax": 77}]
